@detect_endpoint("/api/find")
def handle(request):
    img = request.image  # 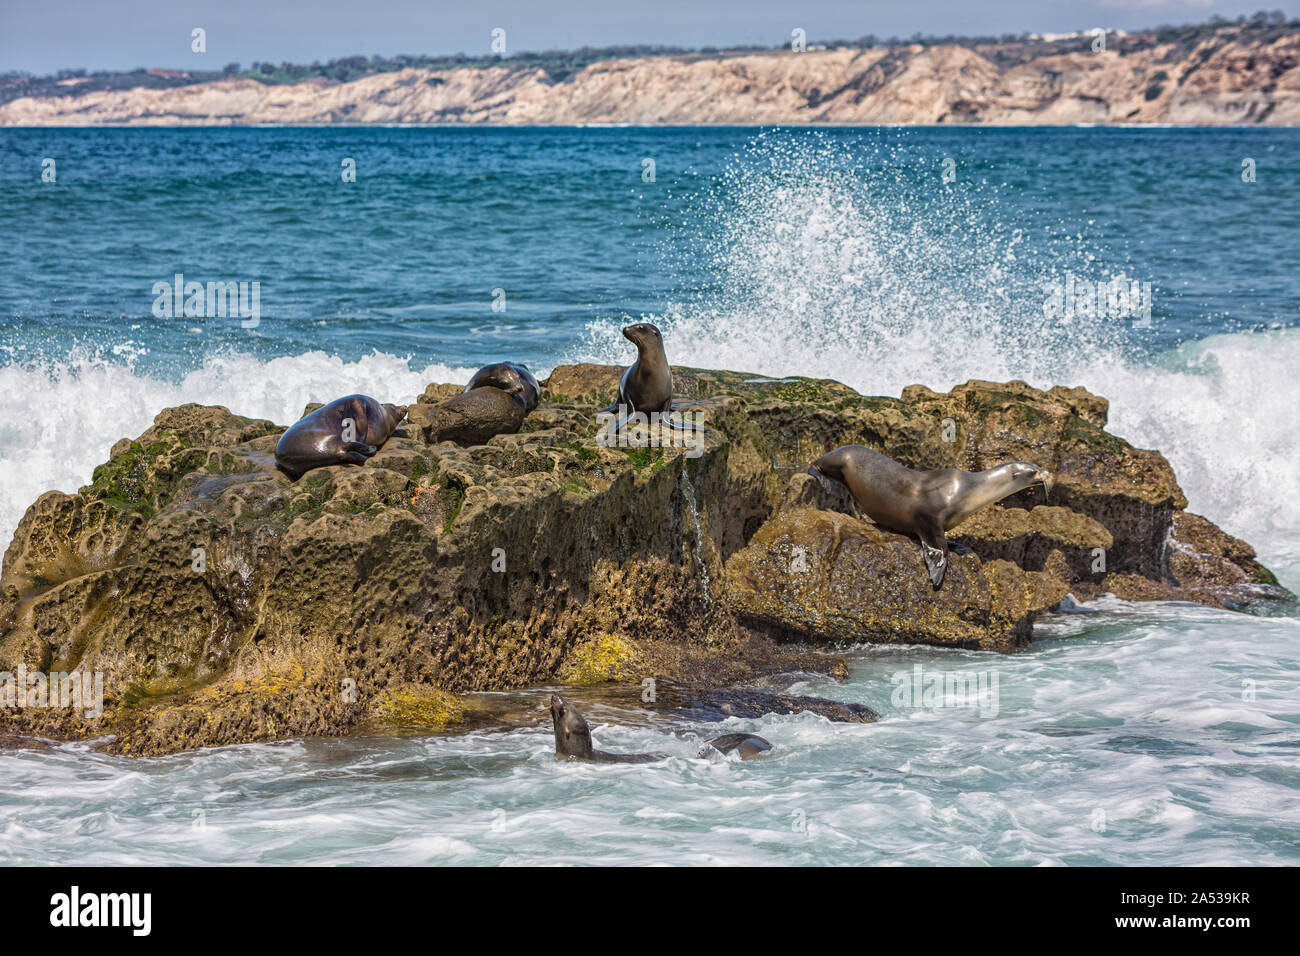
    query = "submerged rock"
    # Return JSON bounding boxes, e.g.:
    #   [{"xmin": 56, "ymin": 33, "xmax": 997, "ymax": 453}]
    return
[{"xmin": 0, "ymin": 368, "xmax": 1285, "ymax": 754}]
